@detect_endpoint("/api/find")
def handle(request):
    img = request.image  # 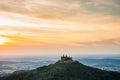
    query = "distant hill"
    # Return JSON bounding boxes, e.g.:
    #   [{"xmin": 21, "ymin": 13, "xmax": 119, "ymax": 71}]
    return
[{"xmin": 0, "ymin": 56, "xmax": 120, "ymax": 80}]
